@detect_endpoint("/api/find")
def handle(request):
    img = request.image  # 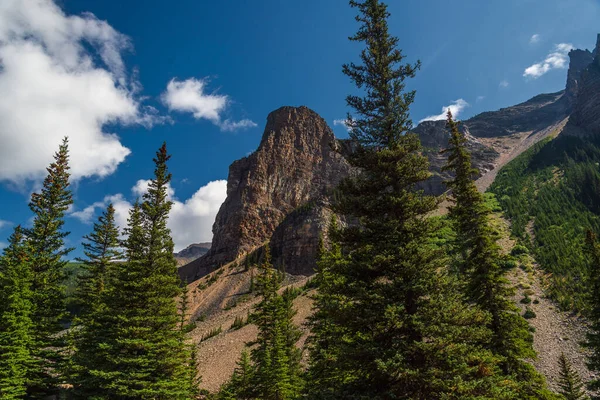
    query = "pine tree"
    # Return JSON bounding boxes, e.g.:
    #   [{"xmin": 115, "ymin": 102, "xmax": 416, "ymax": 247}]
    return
[
  {"xmin": 307, "ymin": 1, "xmax": 522, "ymax": 398},
  {"xmin": 25, "ymin": 137, "xmax": 73, "ymax": 397},
  {"xmin": 251, "ymin": 246, "xmax": 303, "ymax": 400},
  {"xmin": 557, "ymin": 353, "xmax": 588, "ymax": 400},
  {"xmin": 585, "ymin": 230, "xmax": 600, "ymax": 397},
  {"xmin": 0, "ymin": 226, "xmax": 36, "ymax": 399},
  {"xmin": 219, "ymin": 350, "xmax": 254, "ymax": 400},
  {"xmin": 69, "ymin": 204, "xmax": 122, "ymax": 398},
  {"xmin": 442, "ymin": 111, "xmax": 552, "ymax": 398},
  {"xmin": 80, "ymin": 143, "xmax": 198, "ymax": 399}
]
